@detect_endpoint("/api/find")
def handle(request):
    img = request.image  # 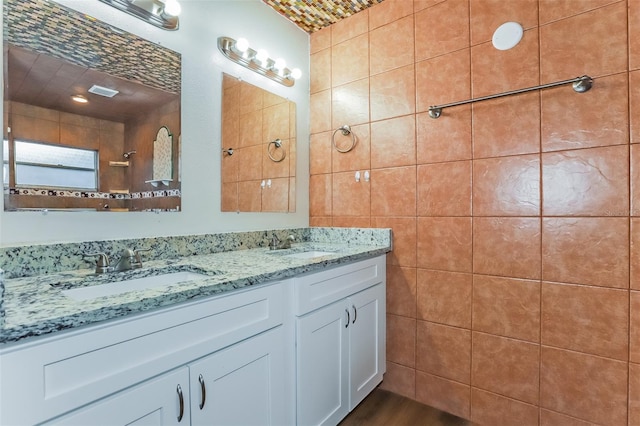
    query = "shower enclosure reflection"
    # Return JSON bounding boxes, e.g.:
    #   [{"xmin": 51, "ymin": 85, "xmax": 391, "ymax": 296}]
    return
[{"xmin": 3, "ymin": 0, "xmax": 181, "ymax": 212}]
